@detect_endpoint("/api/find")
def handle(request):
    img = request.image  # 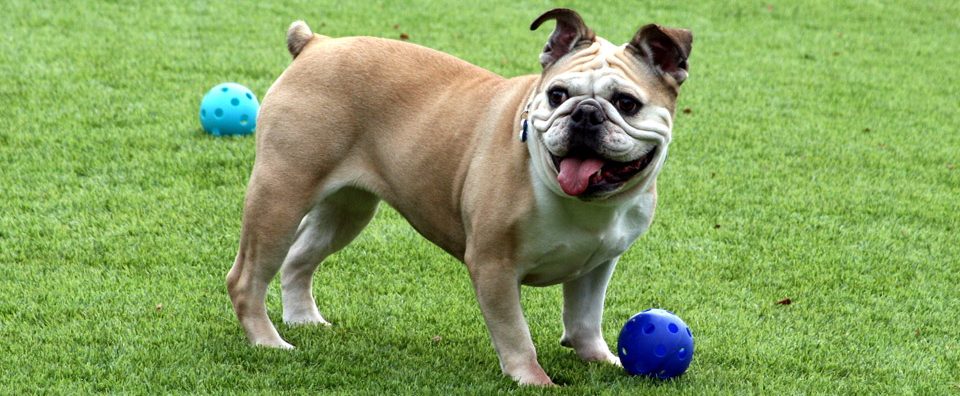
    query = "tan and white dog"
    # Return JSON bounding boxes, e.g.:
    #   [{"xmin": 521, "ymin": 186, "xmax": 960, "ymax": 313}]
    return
[{"xmin": 226, "ymin": 8, "xmax": 692, "ymax": 386}]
